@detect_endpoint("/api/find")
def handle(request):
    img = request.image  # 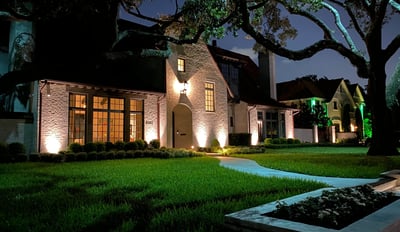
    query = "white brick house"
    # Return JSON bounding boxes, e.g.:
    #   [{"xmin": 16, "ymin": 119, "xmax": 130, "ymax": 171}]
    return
[{"xmin": 1, "ymin": 15, "xmax": 293, "ymax": 152}]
